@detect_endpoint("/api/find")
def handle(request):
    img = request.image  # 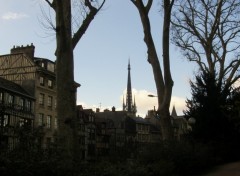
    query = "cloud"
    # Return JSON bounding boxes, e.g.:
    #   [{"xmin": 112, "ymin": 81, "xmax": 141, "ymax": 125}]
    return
[
  {"xmin": 121, "ymin": 88, "xmax": 187, "ymax": 117},
  {"xmin": 233, "ymin": 79, "xmax": 240, "ymax": 88},
  {"xmin": 2, "ymin": 12, "xmax": 28, "ymax": 20},
  {"xmin": 77, "ymin": 89, "xmax": 187, "ymax": 118},
  {"xmin": 76, "ymin": 101, "xmax": 119, "ymax": 112}
]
